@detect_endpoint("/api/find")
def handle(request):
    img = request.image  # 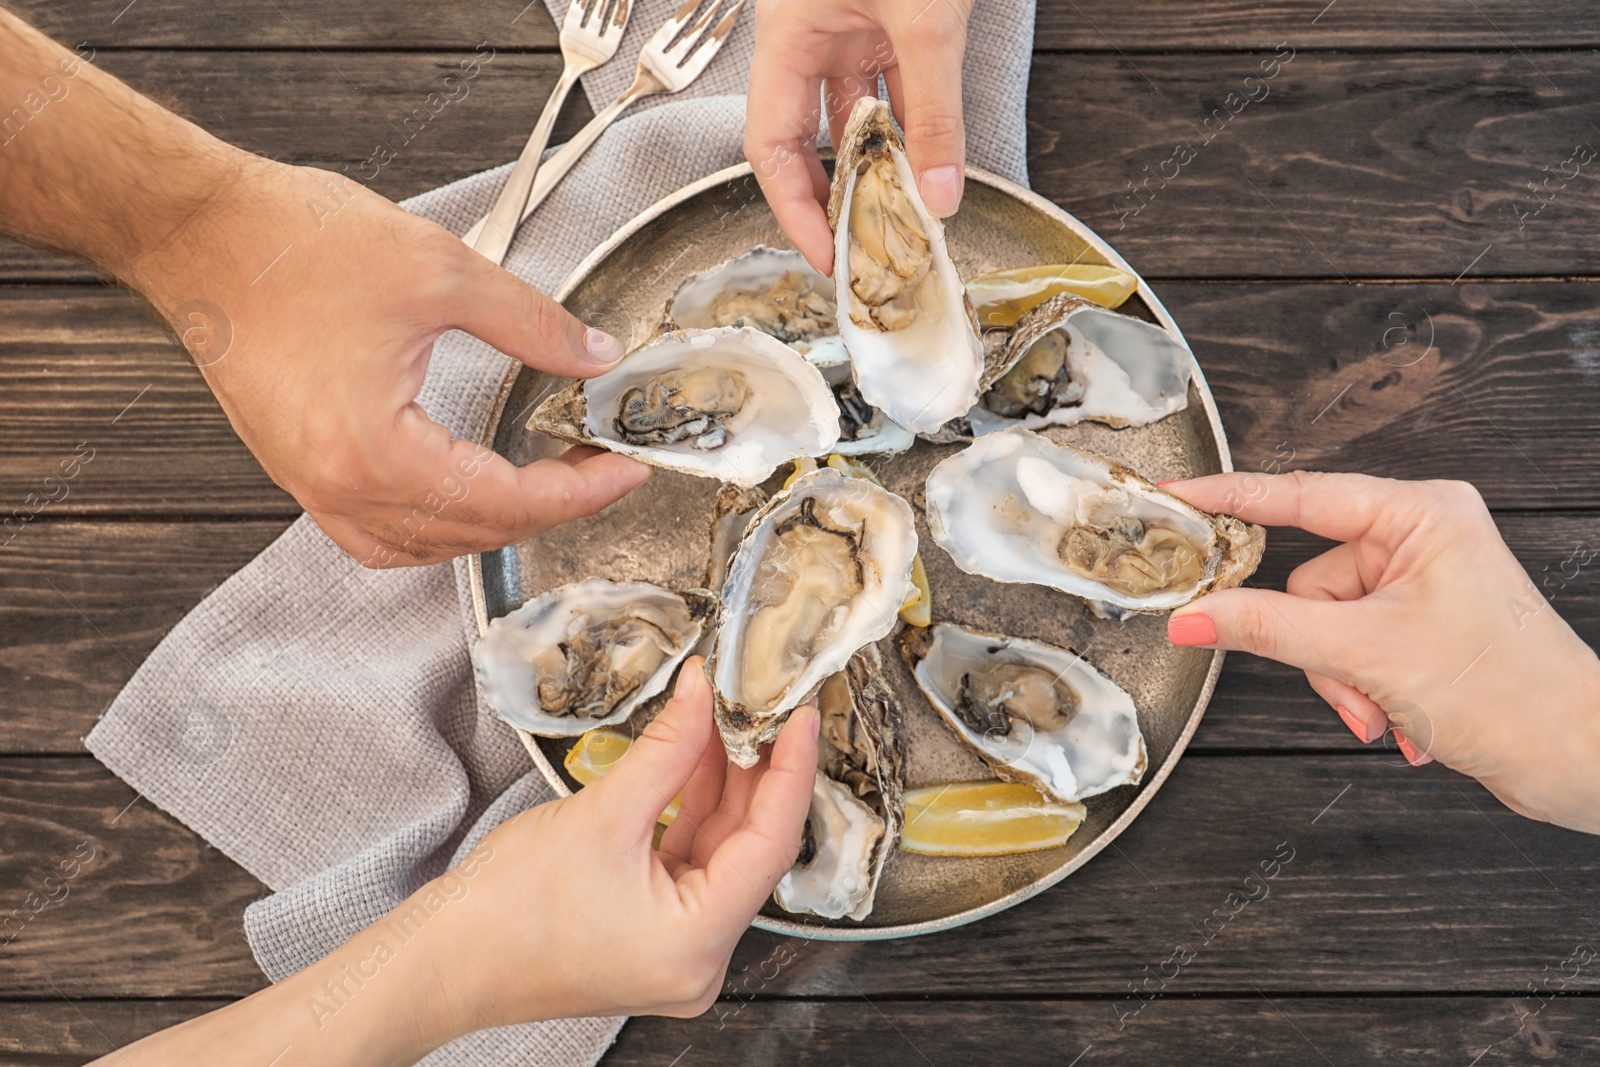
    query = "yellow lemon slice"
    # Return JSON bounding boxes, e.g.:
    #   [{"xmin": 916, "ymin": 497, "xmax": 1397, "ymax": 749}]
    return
[
  {"xmin": 898, "ymin": 781, "xmax": 1086, "ymax": 856},
  {"xmin": 898, "ymin": 554, "xmax": 932, "ymax": 628},
  {"xmin": 563, "ymin": 729, "xmax": 680, "ymax": 825},
  {"xmin": 966, "ymin": 264, "xmax": 1138, "ymax": 327}
]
